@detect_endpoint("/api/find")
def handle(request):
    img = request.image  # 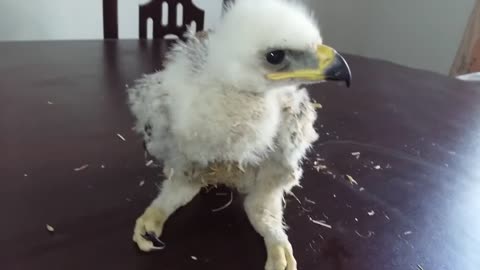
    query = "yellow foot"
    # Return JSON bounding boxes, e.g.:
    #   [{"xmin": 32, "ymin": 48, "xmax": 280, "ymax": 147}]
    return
[
  {"xmin": 132, "ymin": 206, "xmax": 167, "ymax": 252},
  {"xmin": 265, "ymin": 242, "xmax": 297, "ymax": 270}
]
